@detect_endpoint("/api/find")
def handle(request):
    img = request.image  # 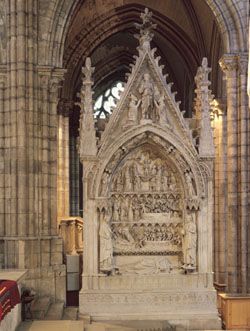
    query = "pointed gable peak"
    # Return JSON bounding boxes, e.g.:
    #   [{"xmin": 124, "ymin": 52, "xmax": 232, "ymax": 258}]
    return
[
  {"xmin": 134, "ymin": 7, "xmax": 157, "ymax": 52},
  {"xmin": 99, "ymin": 8, "xmax": 195, "ymax": 154}
]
